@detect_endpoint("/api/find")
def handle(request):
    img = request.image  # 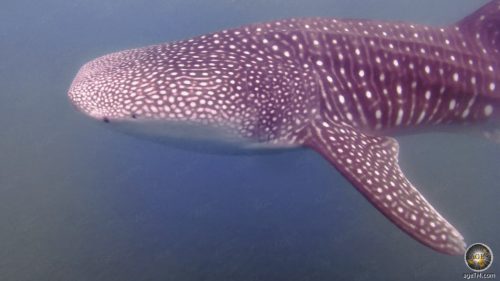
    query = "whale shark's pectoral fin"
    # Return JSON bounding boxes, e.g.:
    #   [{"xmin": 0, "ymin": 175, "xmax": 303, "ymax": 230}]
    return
[{"xmin": 305, "ymin": 119, "xmax": 466, "ymax": 255}]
